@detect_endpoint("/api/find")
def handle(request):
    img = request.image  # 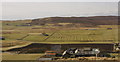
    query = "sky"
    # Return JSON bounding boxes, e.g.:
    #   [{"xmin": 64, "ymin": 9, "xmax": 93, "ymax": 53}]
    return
[
  {"xmin": 1, "ymin": 0, "xmax": 119, "ymax": 2},
  {"xmin": 1, "ymin": 2, "xmax": 118, "ymax": 20}
]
